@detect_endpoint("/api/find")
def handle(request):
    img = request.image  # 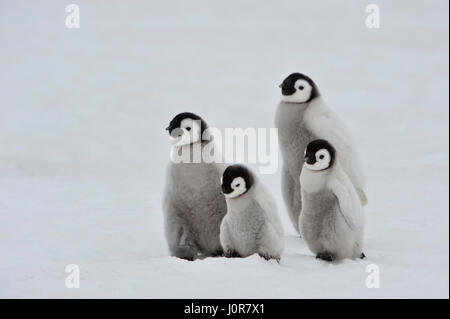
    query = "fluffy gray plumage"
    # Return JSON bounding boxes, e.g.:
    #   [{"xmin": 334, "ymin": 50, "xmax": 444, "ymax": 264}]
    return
[
  {"xmin": 275, "ymin": 75, "xmax": 366, "ymax": 233},
  {"xmin": 275, "ymin": 101, "xmax": 316, "ymax": 232},
  {"xmin": 220, "ymin": 168, "xmax": 284, "ymax": 261},
  {"xmin": 299, "ymin": 157, "xmax": 365, "ymax": 261},
  {"xmin": 163, "ymin": 139, "xmax": 227, "ymax": 261}
]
